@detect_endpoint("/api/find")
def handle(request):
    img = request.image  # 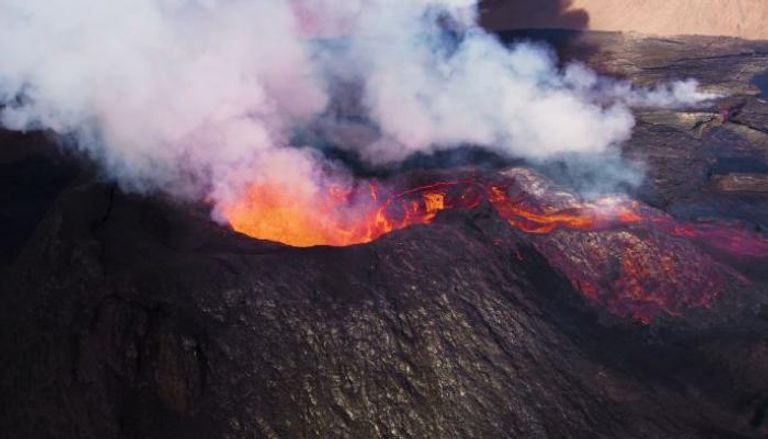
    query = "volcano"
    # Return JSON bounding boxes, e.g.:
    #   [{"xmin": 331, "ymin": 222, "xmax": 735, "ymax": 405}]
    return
[
  {"xmin": 221, "ymin": 165, "xmax": 766, "ymax": 324},
  {"xmin": 3, "ymin": 32, "xmax": 768, "ymax": 439}
]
